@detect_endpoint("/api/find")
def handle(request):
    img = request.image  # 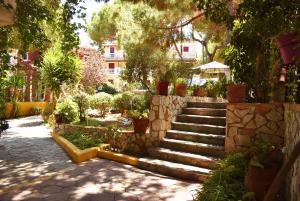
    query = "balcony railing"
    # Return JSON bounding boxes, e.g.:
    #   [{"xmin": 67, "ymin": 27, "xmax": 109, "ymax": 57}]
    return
[
  {"xmin": 105, "ymin": 68, "xmax": 122, "ymax": 75},
  {"xmin": 103, "ymin": 52, "xmax": 124, "ymax": 60}
]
